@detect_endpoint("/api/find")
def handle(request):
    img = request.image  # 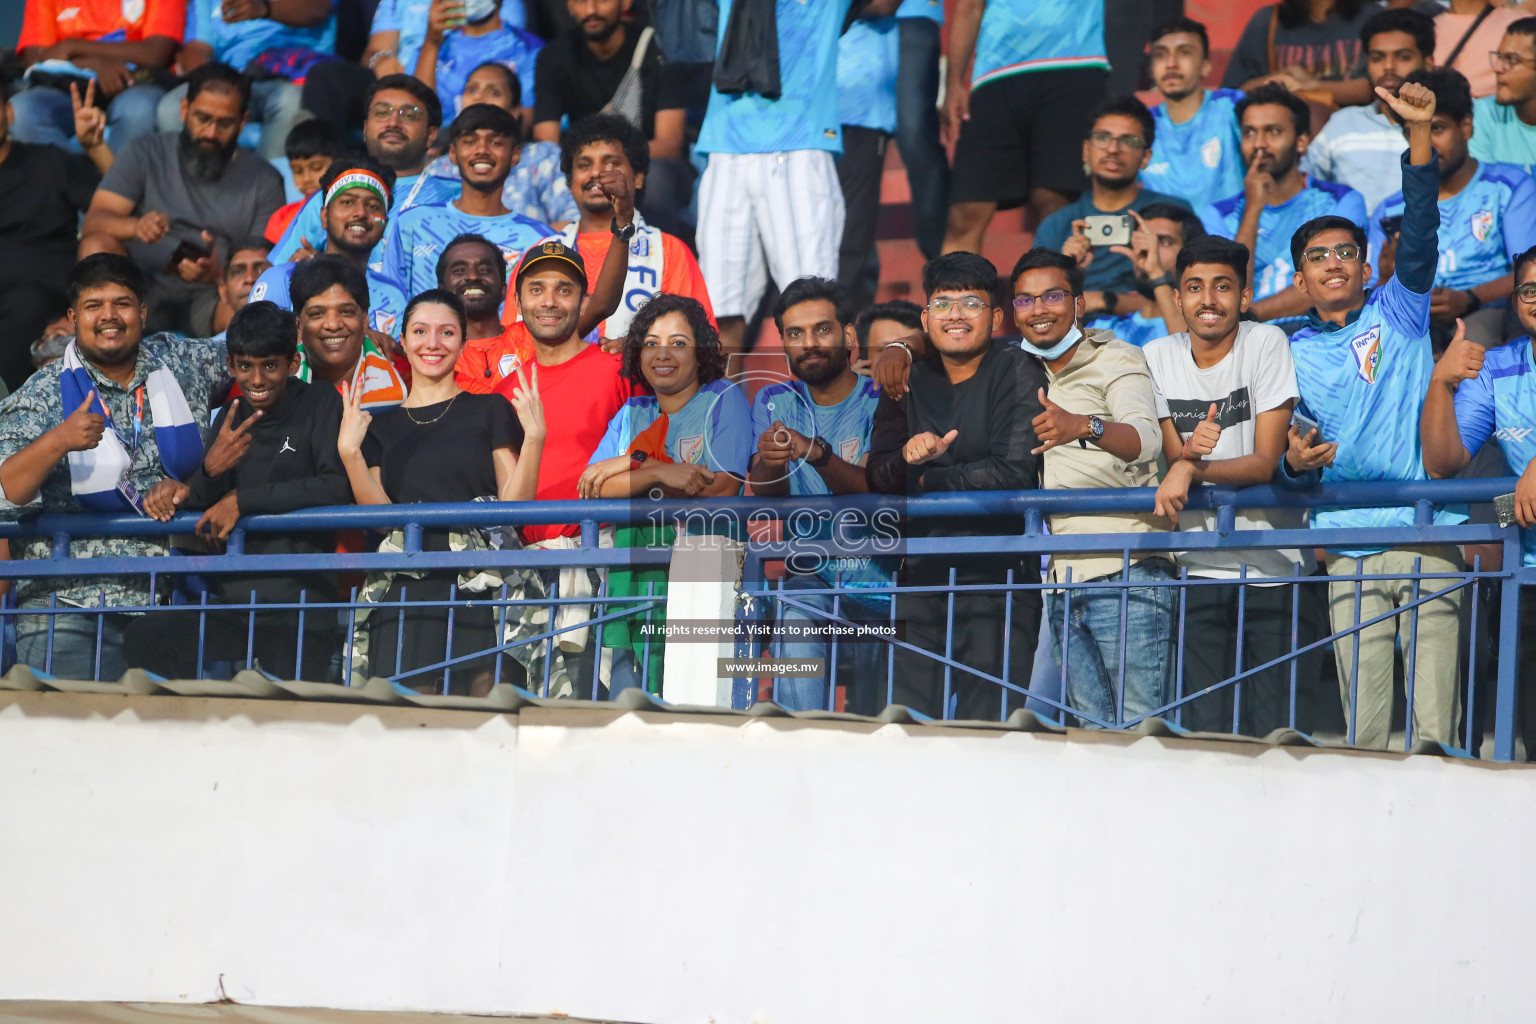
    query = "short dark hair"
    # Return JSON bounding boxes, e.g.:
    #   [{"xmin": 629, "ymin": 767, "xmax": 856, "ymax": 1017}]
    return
[
  {"xmin": 68, "ymin": 253, "xmax": 145, "ymax": 306},
  {"xmin": 435, "ymin": 232, "xmax": 506, "ymax": 286},
  {"xmin": 185, "ymin": 61, "xmax": 251, "ymax": 113},
  {"xmin": 1404, "ymin": 66, "xmax": 1473, "ymax": 124},
  {"xmin": 1091, "ymin": 95, "xmax": 1157, "ymax": 151},
  {"xmin": 855, "ymin": 299, "xmax": 924, "ymax": 360},
  {"xmin": 290, "ymin": 253, "xmax": 369, "ymax": 313},
  {"xmin": 773, "ymin": 276, "xmax": 855, "ymax": 334},
  {"xmin": 226, "ymin": 300, "xmax": 298, "ymax": 359},
  {"xmin": 1150, "ymin": 16, "xmax": 1210, "ymax": 57},
  {"xmin": 366, "ymin": 73, "xmax": 443, "ymax": 129},
  {"xmin": 225, "ymin": 236, "xmax": 273, "ymax": 274},
  {"xmin": 1139, "ymin": 202, "xmax": 1207, "ymax": 244},
  {"xmin": 923, "ymin": 251, "xmax": 998, "ymax": 299},
  {"xmin": 318, "ymin": 151, "xmax": 398, "ymax": 203},
  {"xmin": 1236, "ymin": 82, "xmax": 1311, "ymax": 137},
  {"xmin": 1515, "ymin": 244, "xmax": 1536, "ymax": 283},
  {"xmin": 468, "ymin": 61, "xmax": 521, "ymax": 108},
  {"xmin": 1360, "ymin": 7, "xmax": 1435, "ymax": 58},
  {"xmin": 1508, "ymin": 16, "xmax": 1536, "ymax": 45},
  {"xmin": 1175, "ymin": 236, "xmax": 1251, "ymax": 283},
  {"xmin": 1290, "ymin": 216, "xmax": 1369, "ymax": 269},
  {"xmin": 449, "ymin": 102, "xmax": 522, "ymax": 143},
  {"xmin": 621, "ymin": 294, "xmax": 727, "ymax": 388},
  {"xmin": 1009, "ymin": 247, "xmax": 1085, "ymax": 297},
  {"xmin": 284, "ymin": 118, "xmax": 341, "ymax": 161},
  {"xmin": 560, "ymin": 112, "xmax": 651, "ymax": 182},
  {"xmin": 403, "ymin": 288, "xmax": 468, "ymax": 338}
]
